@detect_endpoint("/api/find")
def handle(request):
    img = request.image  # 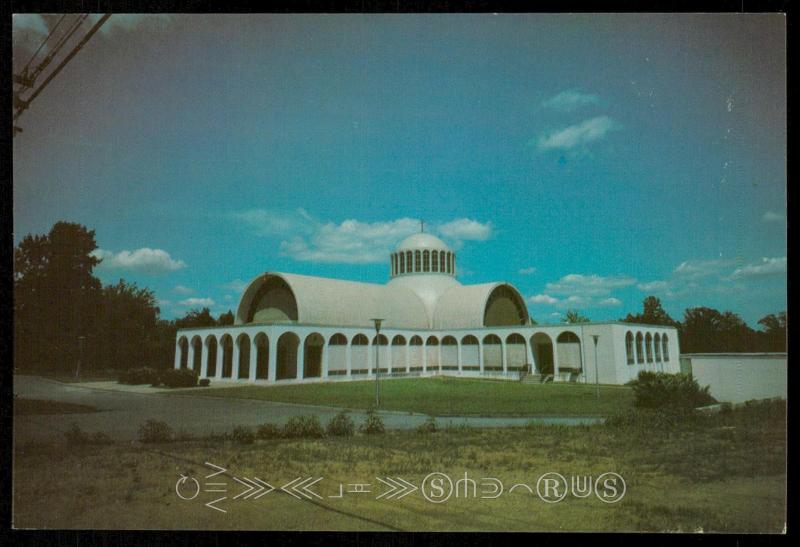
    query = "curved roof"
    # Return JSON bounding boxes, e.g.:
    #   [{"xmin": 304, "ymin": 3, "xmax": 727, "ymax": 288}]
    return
[
  {"xmin": 235, "ymin": 272, "xmax": 431, "ymax": 329},
  {"xmin": 432, "ymin": 282, "xmax": 528, "ymax": 329},
  {"xmin": 395, "ymin": 233, "xmax": 450, "ymax": 252}
]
